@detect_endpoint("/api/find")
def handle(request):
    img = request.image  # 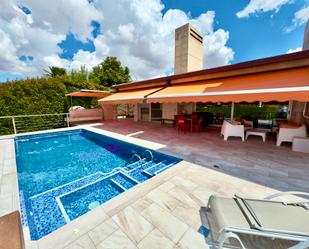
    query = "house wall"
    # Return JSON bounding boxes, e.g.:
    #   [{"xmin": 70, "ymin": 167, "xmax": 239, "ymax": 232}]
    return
[
  {"xmin": 69, "ymin": 108, "xmax": 103, "ymax": 120},
  {"xmin": 162, "ymin": 103, "xmax": 178, "ymax": 119}
]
